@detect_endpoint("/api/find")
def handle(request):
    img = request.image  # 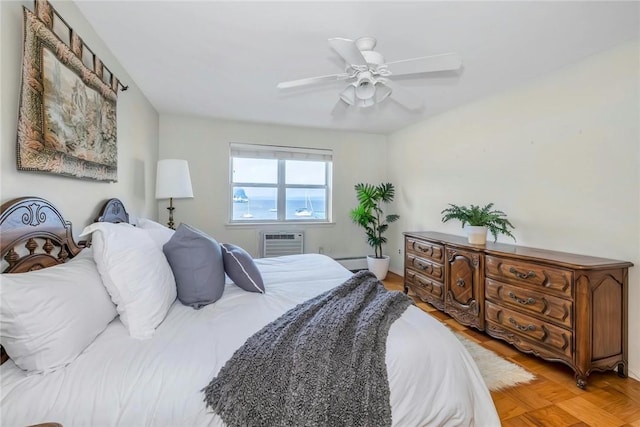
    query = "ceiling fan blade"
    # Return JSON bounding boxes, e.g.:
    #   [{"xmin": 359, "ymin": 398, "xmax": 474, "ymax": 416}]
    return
[
  {"xmin": 331, "ymin": 98, "xmax": 349, "ymax": 117},
  {"xmin": 387, "ymin": 53, "xmax": 462, "ymax": 76},
  {"xmin": 277, "ymin": 73, "xmax": 351, "ymax": 89},
  {"xmin": 383, "ymin": 80, "xmax": 423, "ymax": 110},
  {"xmin": 328, "ymin": 38, "xmax": 367, "ymax": 67}
]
